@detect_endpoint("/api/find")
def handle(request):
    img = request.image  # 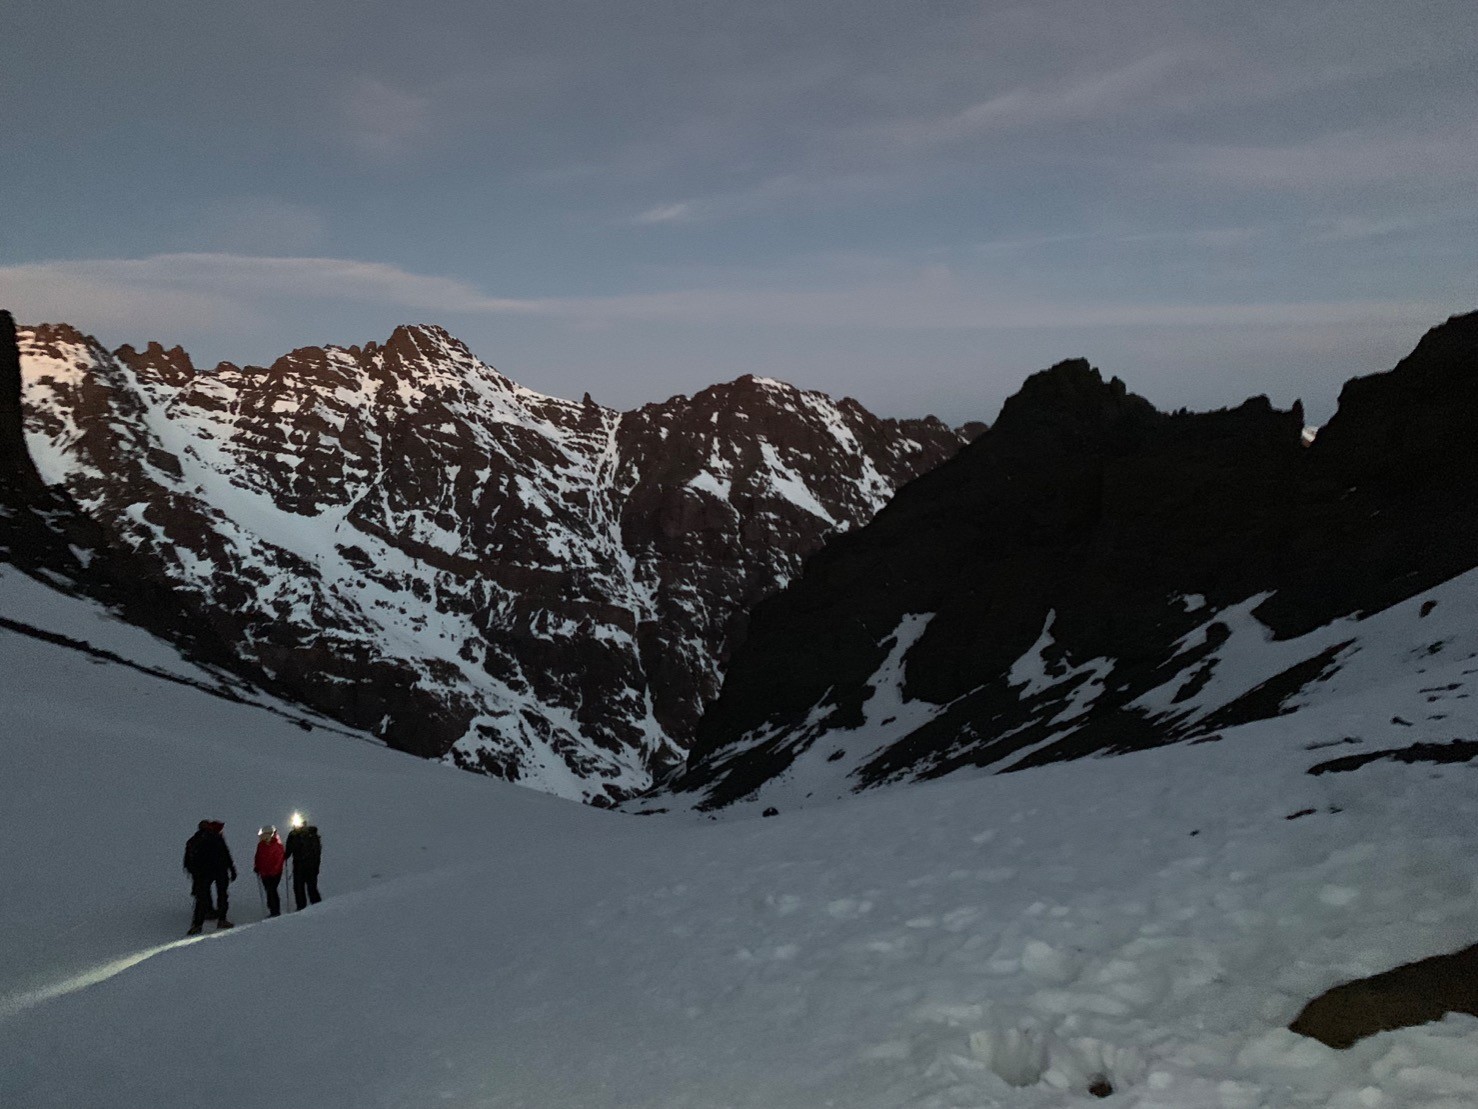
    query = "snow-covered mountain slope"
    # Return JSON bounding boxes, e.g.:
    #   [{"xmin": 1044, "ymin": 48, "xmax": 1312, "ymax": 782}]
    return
[
  {"xmin": 3, "ymin": 570, "xmax": 1477, "ymax": 1109},
  {"xmin": 15, "ymin": 320, "xmax": 966, "ymax": 803},
  {"xmin": 655, "ymin": 566, "xmax": 1478, "ymax": 817},
  {"xmin": 662, "ymin": 312, "xmax": 1478, "ymax": 812}
]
